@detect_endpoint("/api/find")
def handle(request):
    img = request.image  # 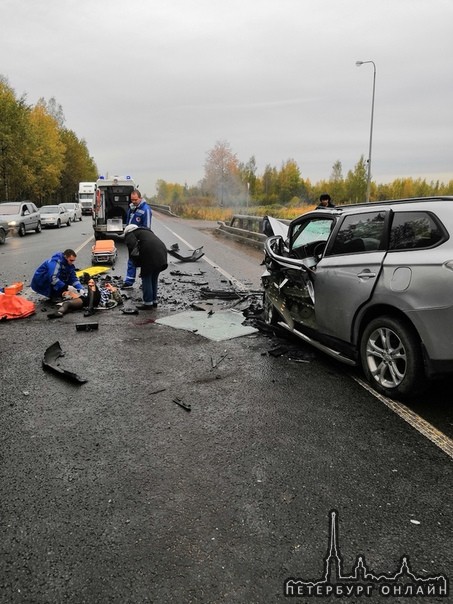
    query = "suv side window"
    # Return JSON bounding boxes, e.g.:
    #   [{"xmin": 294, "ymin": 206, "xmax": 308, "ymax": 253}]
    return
[
  {"xmin": 329, "ymin": 211, "xmax": 386, "ymax": 255},
  {"xmin": 389, "ymin": 212, "xmax": 444, "ymax": 250}
]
